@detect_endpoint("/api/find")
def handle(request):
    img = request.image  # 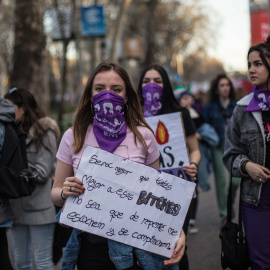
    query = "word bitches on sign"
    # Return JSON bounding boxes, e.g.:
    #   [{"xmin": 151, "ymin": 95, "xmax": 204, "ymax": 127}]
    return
[{"xmin": 60, "ymin": 146, "xmax": 195, "ymax": 258}]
